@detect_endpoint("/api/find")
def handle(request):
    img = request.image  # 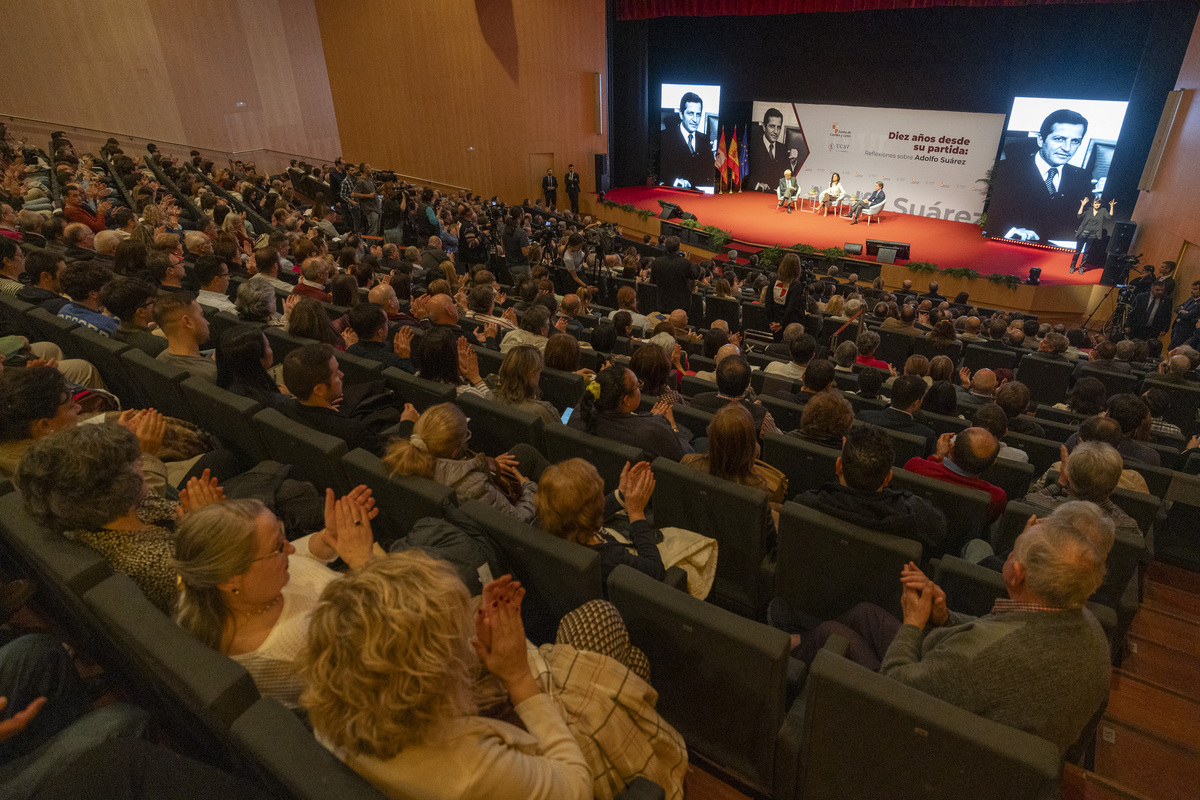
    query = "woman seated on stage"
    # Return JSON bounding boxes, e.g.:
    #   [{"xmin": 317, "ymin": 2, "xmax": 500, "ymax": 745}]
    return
[{"xmin": 816, "ymin": 172, "xmax": 845, "ymax": 215}]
